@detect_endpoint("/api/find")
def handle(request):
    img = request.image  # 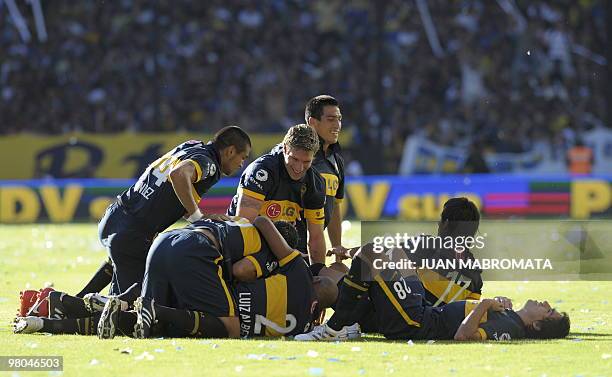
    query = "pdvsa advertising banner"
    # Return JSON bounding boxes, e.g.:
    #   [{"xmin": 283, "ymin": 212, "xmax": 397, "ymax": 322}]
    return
[{"xmin": 0, "ymin": 175, "xmax": 611, "ymax": 223}]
